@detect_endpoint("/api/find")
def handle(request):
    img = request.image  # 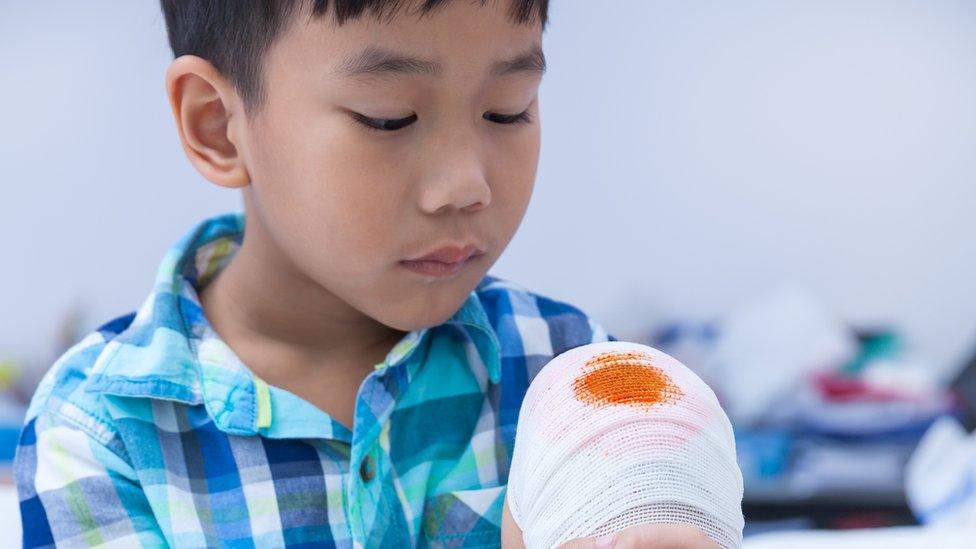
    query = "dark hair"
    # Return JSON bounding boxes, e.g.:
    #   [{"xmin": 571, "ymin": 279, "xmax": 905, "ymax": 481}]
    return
[{"xmin": 160, "ymin": 0, "xmax": 549, "ymax": 116}]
